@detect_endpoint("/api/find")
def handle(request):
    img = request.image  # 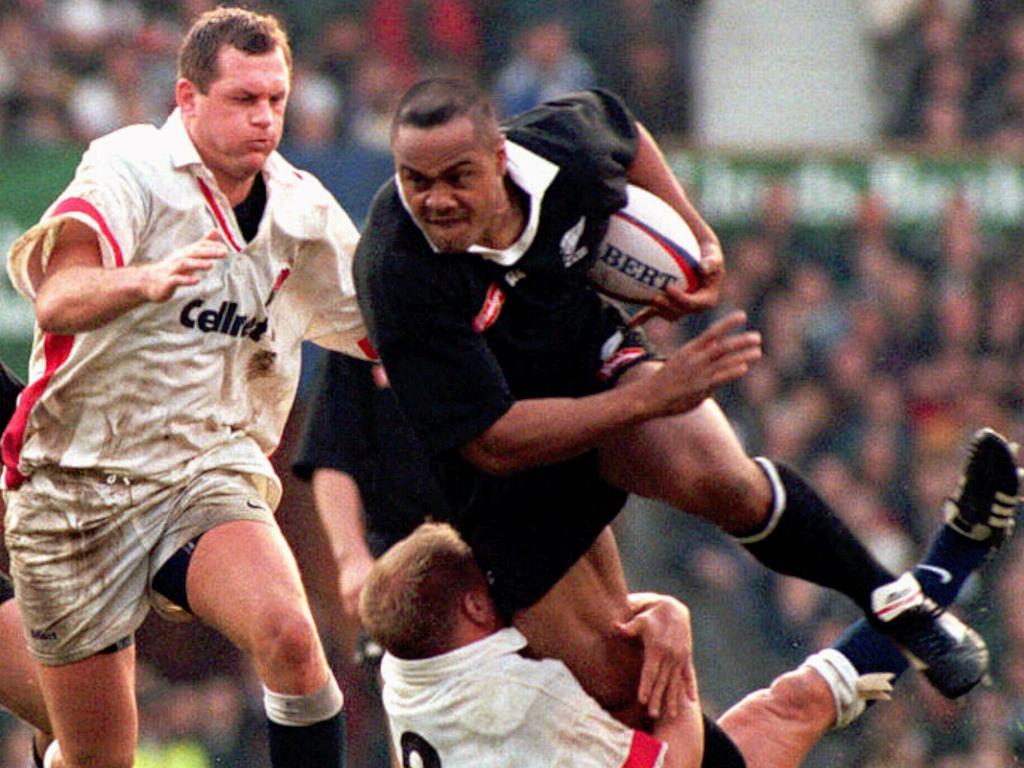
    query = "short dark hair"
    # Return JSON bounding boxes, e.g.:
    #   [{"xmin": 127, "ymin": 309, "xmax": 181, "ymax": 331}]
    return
[
  {"xmin": 178, "ymin": 6, "xmax": 292, "ymax": 94},
  {"xmin": 391, "ymin": 77, "xmax": 500, "ymax": 147},
  {"xmin": 359, "ymin": 522, "xmax": 490, "ymax": 660}
]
